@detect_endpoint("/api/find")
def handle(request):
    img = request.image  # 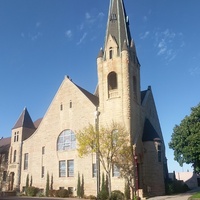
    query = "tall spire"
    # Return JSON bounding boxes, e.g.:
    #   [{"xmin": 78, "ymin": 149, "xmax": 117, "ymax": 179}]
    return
[
  {"xmin": 104, "ymin": 0, "xmax": 132, "ymax": 53},
  {"xmin": 13, "ymin": 107, "xmax": 35, "ymax": 129}
]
